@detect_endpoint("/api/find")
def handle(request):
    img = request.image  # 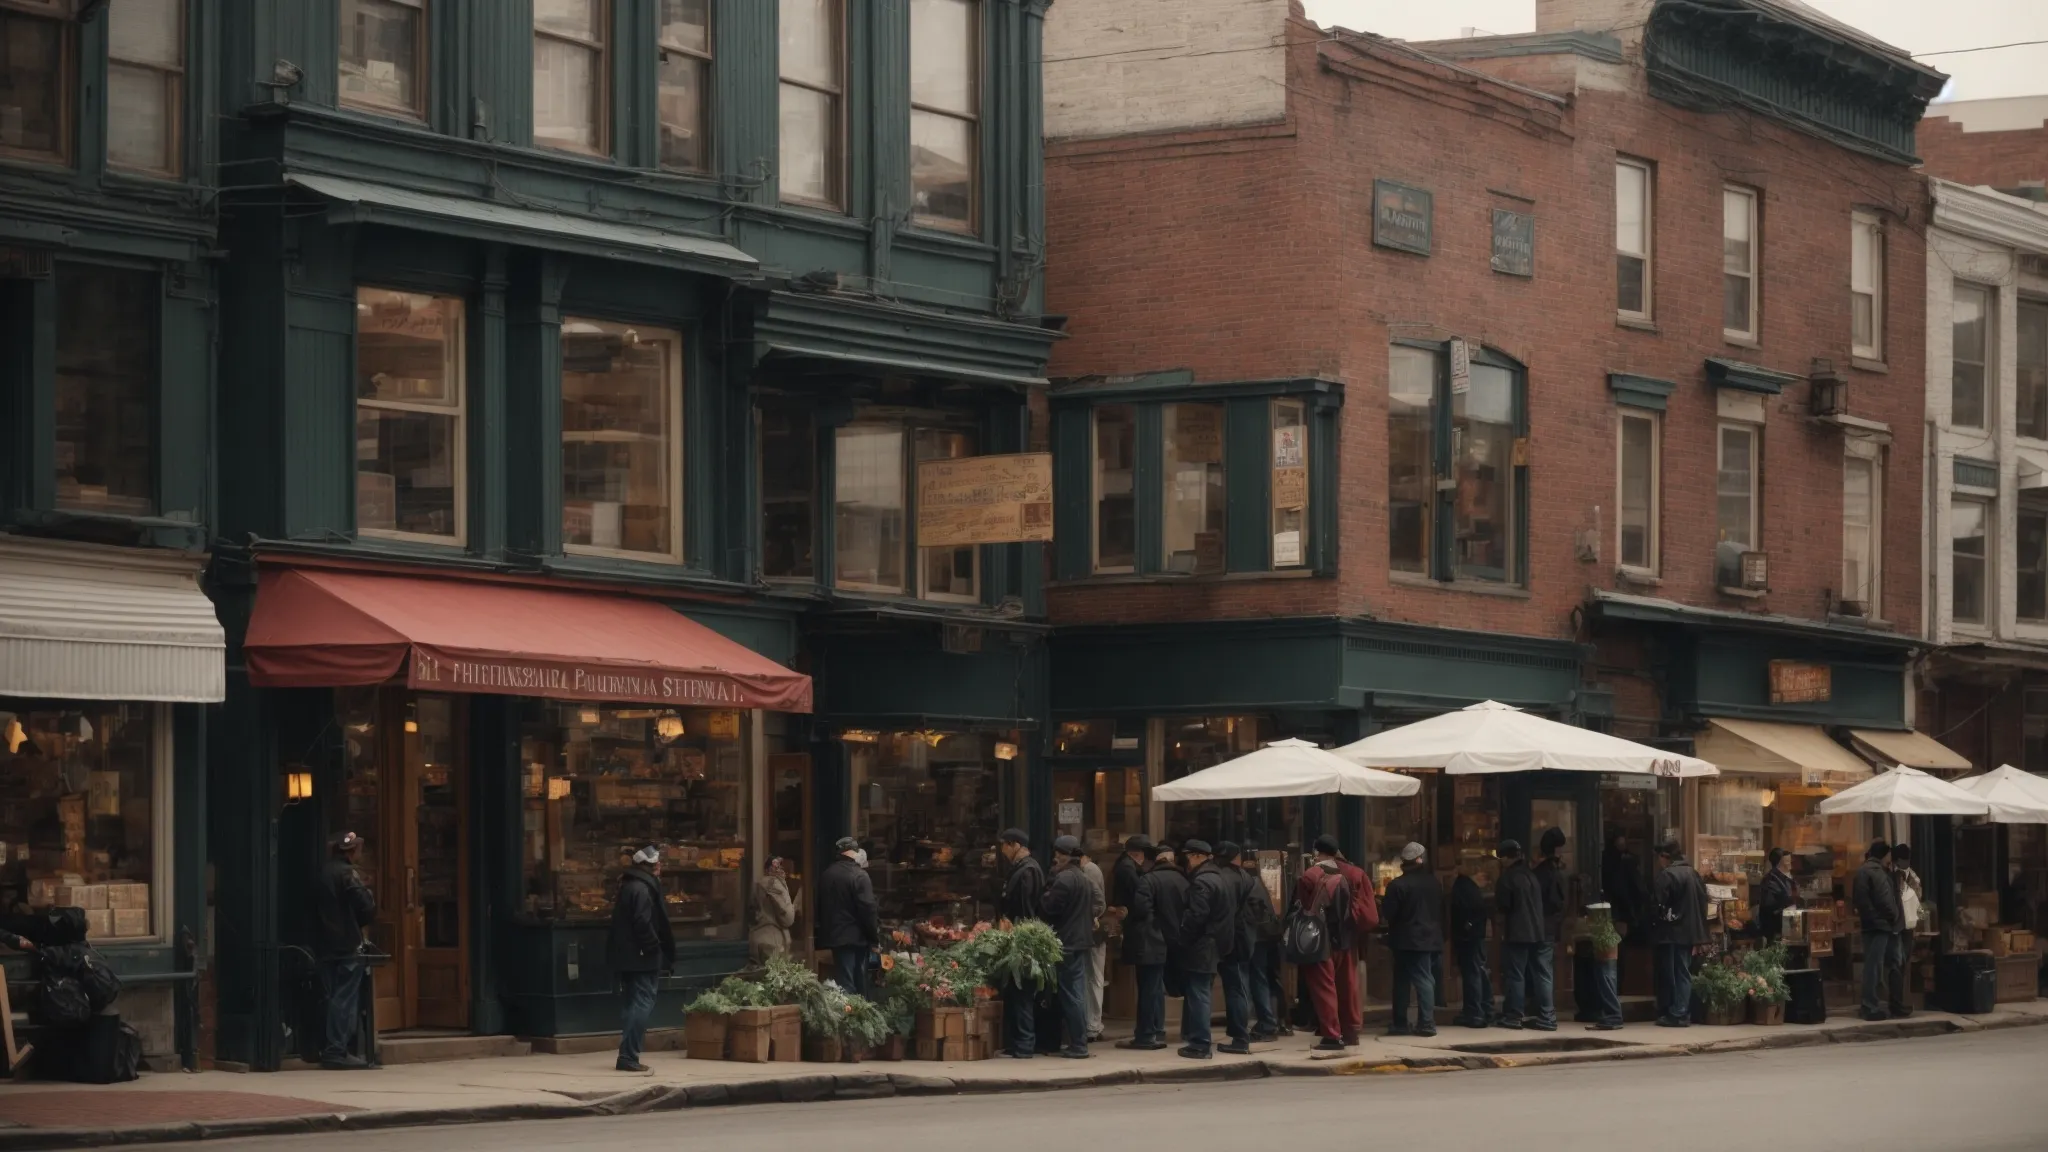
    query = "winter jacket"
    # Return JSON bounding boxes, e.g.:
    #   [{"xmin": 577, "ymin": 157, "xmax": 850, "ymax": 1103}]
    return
[
  {"xmin": 1496, "ymin": 860, "xmax": 1547, "ymax": 945},
  {"xmin": 1293, "ymin": 861, "xmax": 1356, "ymax": 954},
  {"xmin": 1449, "ymin": 874, "xmax": 1490, "ymax": 944},
  {"xmin": 814, "ymin": 855, "xmax": 880, "ymax": 950},
  {"xmin": 1754, "ymin": 868, "xmax": 1797, "ymax": 941},
  {"xmin": 1534, "ymin": 857, "xmax": 1568, "ymax": 940},
  {"xmin": 1125, "ymin": 863, "xmax": 1186, "ymax": 966},
  {"xmin": 1079, "ymin": 858, "xmax": 1108, "ymax": 944},
  {"xmin": 1381, "ymin": 863, "xmax": 1446, "ymax": 953},
  {"xmin": 1177, "ymin": 861, "xmax": 1238, "ymax": 974},
  {"xmin": 1041, "ymin": 860, "xmax": 1099, "ymax": 955},
  {"xmin": 1239, "ymin": 863, "xmax": 1281, "ymax": 945},
  {"xmin": 1337, "ymin": 857, "xmax": 1381, "ymax": 935},
  {"xmin": 1651, "ymin": 857, "xmax": 1711, "ymax": 947},
  {"xmin": 1112, "ymin": 853, "xmax": 1144, "ymax": 909},
  {"xmin": 609, "ymin": 867, "xmax": 676, "ymax": 974},
  {"xmin": 1851, "ymin": 858, "xmax": 1903, "ymax": 933},
  {"xmin": 749, "ymin": 874, "xmax": 796, "ymax": 961},
  {"xmin": 1001, "ymin": 853, "xmax": 1047, "ymax": 924},
  {"xmin": 1601, "ymin": 847, "xmax": 1649, "ymax": 932},
  {"xmin": 314, "ymin": 856, "xmax": 377, "ymax": 959}
]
